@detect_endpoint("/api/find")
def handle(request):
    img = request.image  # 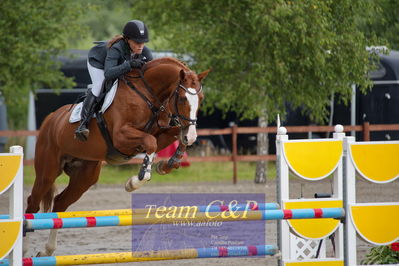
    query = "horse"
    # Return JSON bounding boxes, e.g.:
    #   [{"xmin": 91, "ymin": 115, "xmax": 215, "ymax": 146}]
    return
[{"xmin": 25, "ymin": 57, "xmax": 210, "ymax": 256}]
